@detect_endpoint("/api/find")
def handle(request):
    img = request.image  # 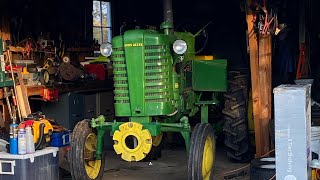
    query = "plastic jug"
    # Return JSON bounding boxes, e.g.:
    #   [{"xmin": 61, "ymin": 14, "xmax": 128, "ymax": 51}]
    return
[
  {"xmin": 18, "ymin": 128, "xmax": 27, "ymax": 154},
  {"xmin": 26, "ymin": 126, "xmax": 35, "ymax": 154}
]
